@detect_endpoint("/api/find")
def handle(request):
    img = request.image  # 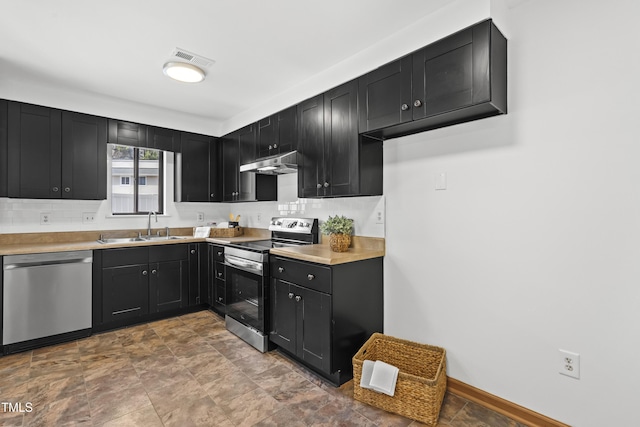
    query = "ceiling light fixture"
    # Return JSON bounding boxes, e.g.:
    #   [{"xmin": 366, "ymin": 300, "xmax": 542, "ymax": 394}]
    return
[{"xmin": 162, "ymin": 61, "xmax": 205, "ymax": 83}]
